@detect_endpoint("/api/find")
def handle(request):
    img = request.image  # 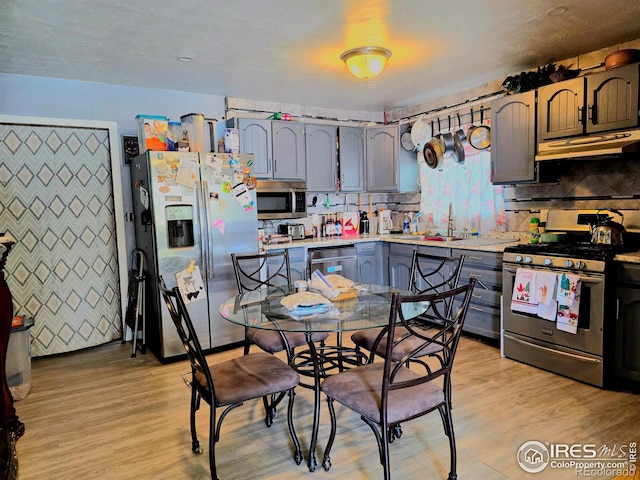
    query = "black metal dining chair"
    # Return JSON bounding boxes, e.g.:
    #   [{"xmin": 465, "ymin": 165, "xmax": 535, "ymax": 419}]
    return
[
  {"xmin": 159, "ymin": 277, "xmax": 303, "ymax": 480},
  {"xmin": 231, "ymin": 250, "xmax": 328, "ymax": 361},
  {"xmin": 321, "ymin": 279, "xmax": 476, "ymax": 480},
  {"xmin": 351, "ymin": 251, "xmax": 465, "ymax": 361}
]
